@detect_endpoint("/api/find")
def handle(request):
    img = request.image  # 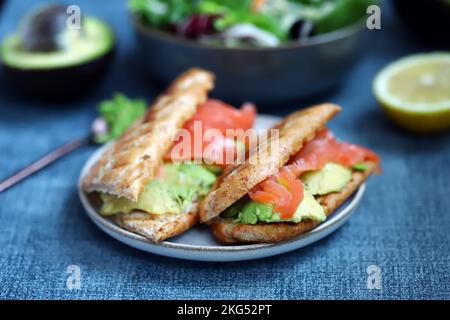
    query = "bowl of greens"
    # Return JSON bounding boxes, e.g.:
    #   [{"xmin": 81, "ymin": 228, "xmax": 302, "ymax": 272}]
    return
[{"xmin": 130, "ymin": 0, "xmax": 375, "ymax": 104}]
